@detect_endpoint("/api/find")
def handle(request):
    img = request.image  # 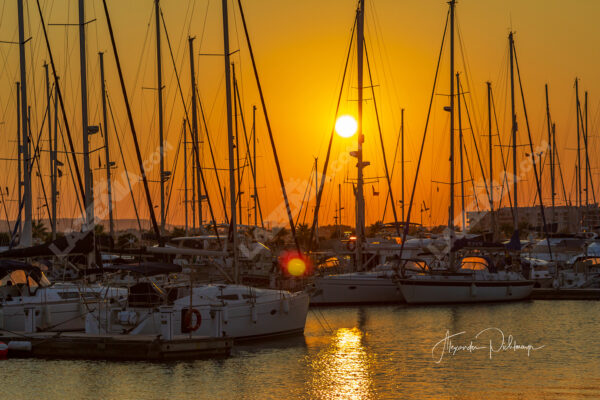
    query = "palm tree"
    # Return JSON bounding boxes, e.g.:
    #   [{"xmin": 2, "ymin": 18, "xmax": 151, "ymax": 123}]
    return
[
  {"xmin": 366, "ymin": 220, "xmax": 384, "ymax": 237},
  {"xmin": 296, "ymin": 223, "xmax": 311, "ymax": 248},
  {"xmin": 32, "ymin": 220, "xmax": 48, "ymax": 242}
]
